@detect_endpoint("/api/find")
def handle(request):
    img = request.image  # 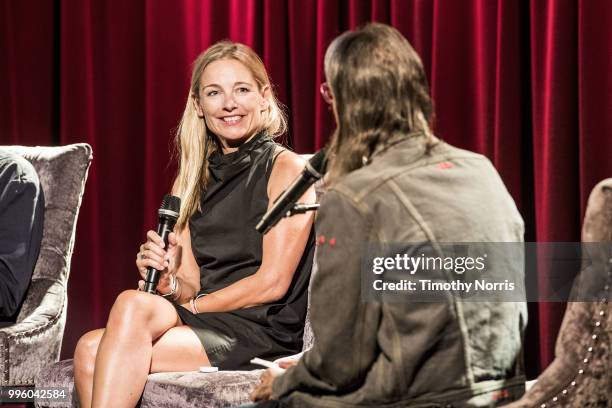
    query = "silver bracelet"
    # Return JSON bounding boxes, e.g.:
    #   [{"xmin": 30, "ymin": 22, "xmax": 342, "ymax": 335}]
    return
[
  {"xmin": 190, "ymin": 296, "xmax": 199, "ymax": 314},
  {"xmin": 190, "ymin": 293, "xmax": 208, "ymax": 314},
  {"xmin": 160, "ymin": 275, "xmax": 178, "ymax": 298}
]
